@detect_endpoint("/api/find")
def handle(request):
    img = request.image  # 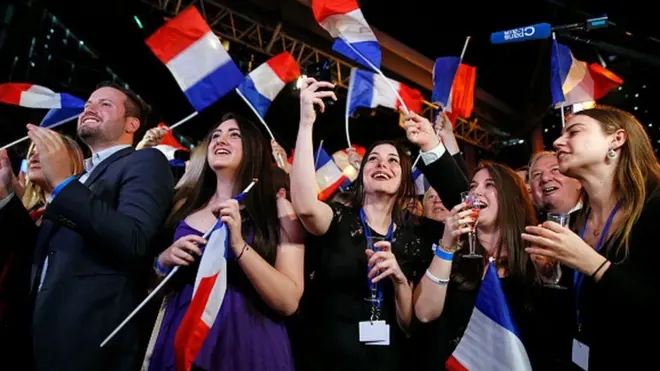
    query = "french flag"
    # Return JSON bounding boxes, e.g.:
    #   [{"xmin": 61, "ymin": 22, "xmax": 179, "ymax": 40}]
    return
[
  {"xmin": 174, "ymin": 220, "xmax": 229, "ymax": 371},
  {"xmin": 446, "ymin": 262, "xmax": 532, "ymax": 371},
  {"xmin": 0, "ymin": 83, "xmax": 85, "ymax": 109},
  {"xmin": 551, "ymin": 40, "xmax": 623, "ymax": 107},
  {"xmin": 146, "ymin": 6, "xmax": 244, "ymax": 112},
  {"xmin": 153, "ymin": 123, "xmax": 189, "ymax": 166},
  {"xmin": 40, "ymin": 107, "xmax": 84, "ymax": 128},
  {"xmin": 332, "ymin": 145, "xmax": 365, "ymax": 190},
  {"xmin": 412, "ymin": 168, "xmax": 429, "ymax": 196},
  {"xmin": 312, "ymin": 0, "xmax": 381, "ymax": 69},
  {"xmin": 315, "ymin": 146, "xmax": 345, "ymax": 201},
  {"xmin": 347, "ymin": 68, "xmax": 423, "ymax": 115},
  {"xmin": 236, "ymin": 52, "xmax": 301, "ymax": 117},
  {"xmin": 432, "ymin": 57, "xmax": 476, "ymax": 126}
]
